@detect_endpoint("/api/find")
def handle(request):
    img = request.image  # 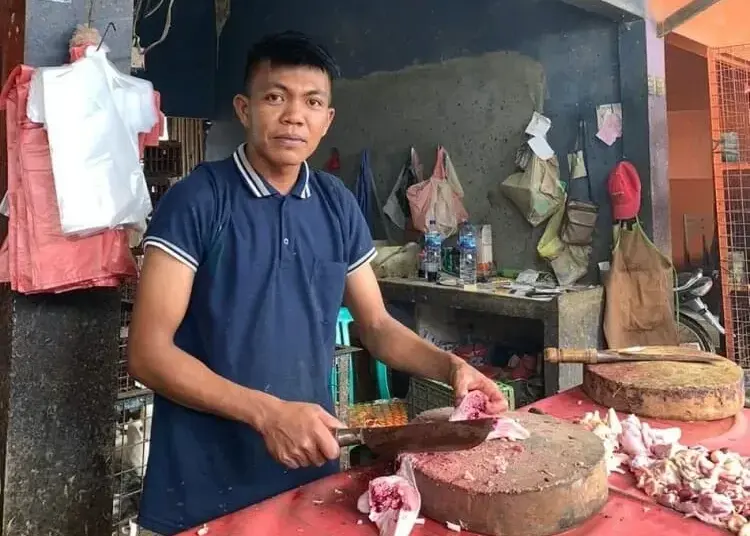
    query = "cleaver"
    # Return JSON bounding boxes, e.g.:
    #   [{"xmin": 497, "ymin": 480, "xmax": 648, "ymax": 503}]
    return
[
  {"xmin": 544, "ymin": 346, "xmax": 724, "ymax": 365},
  {"xmin": 335, "ymin": 418, "xmax": 494, "ymax": 457}
]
